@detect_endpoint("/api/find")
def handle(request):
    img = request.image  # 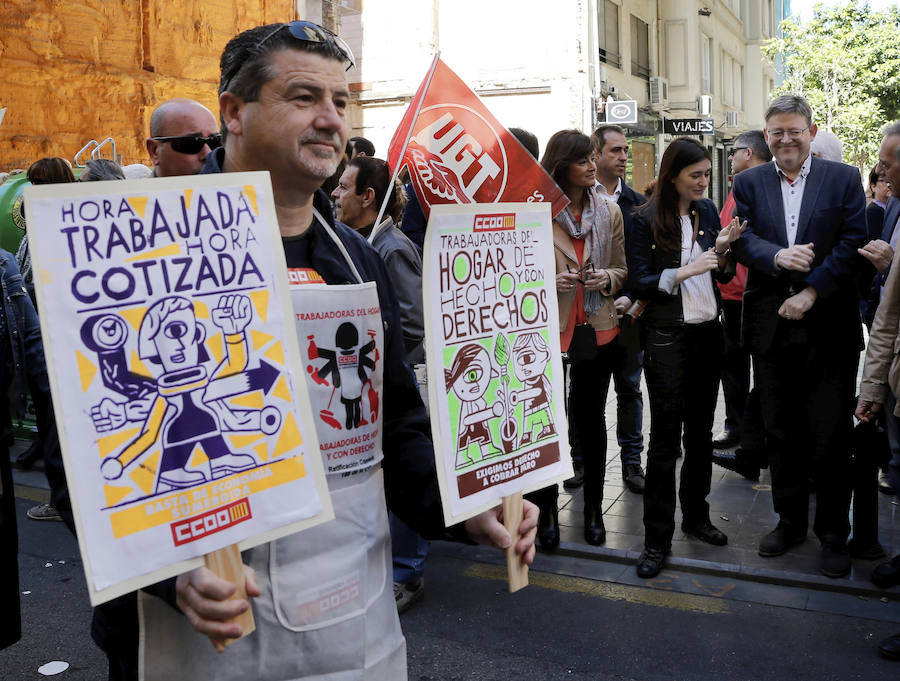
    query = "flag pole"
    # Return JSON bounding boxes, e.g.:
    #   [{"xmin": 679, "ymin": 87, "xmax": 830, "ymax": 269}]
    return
[{"xmin": 371, "ymin": 52, "xmax": 441, "ymax": 242}]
